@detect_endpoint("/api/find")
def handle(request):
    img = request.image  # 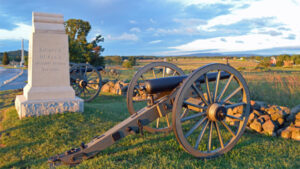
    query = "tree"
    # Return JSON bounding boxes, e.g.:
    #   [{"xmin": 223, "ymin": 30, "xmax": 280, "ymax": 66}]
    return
[
  {"xmin": 65, "ymin": 19, "xmax": 104, "ymax": 66},
  {"xmin": 128, "ymin": 56, "xmax": 136, "ymax": 66},
  {"xmin": 2, "ymin": 52, "xmax": 9, "ymax": 65}
]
